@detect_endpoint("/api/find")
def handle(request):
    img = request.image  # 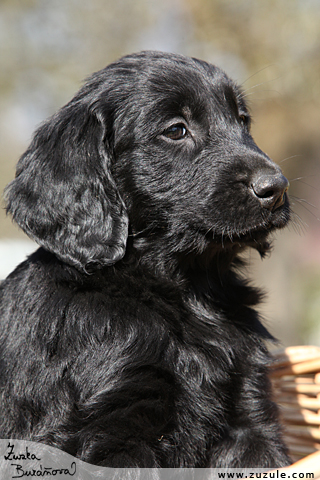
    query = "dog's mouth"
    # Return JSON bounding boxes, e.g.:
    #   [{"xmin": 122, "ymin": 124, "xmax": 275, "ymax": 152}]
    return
[
  {"xmin": 212, "ymin": 228, "xmax": 271, "ymax": 256},
  {"xmin": 209, "ymin": 199, "xmax": 290, "ymax": 256},
  {"xmin": 224, "ymin": 229, "xmax": 273, "ymax": 256}
]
